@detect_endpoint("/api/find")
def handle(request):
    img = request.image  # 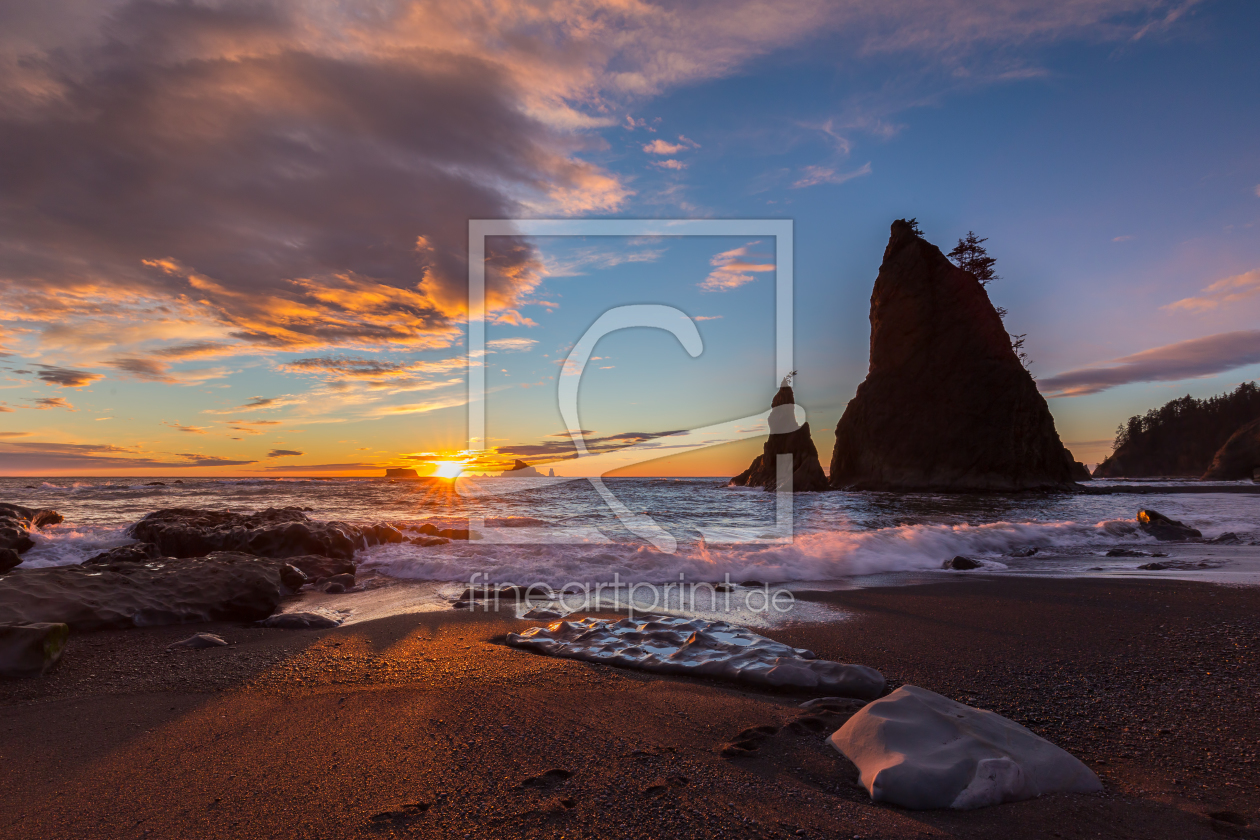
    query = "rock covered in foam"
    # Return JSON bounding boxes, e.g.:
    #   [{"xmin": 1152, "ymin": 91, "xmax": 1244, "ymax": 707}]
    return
[
  {"xmin": 0, "ymin": 622, "xmax": 69, "ymax": 676},
  {"xmin": 829, "ymin": 685, "xmax": 1101, "ymax": 810},
  {"xmin": 507, "ymin": 616, "xmax": 885, "ymax": 699},
  {"xmin": 0, "ymin": 552, "xmax": 291, "ymax": 630},
  {"xmin": 128, "ymin": 507, "xmax": 402, "ymax": 561},
  {"xmin": 0, "ymin": 503, "xmax": 64, "ymax": 561}
]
